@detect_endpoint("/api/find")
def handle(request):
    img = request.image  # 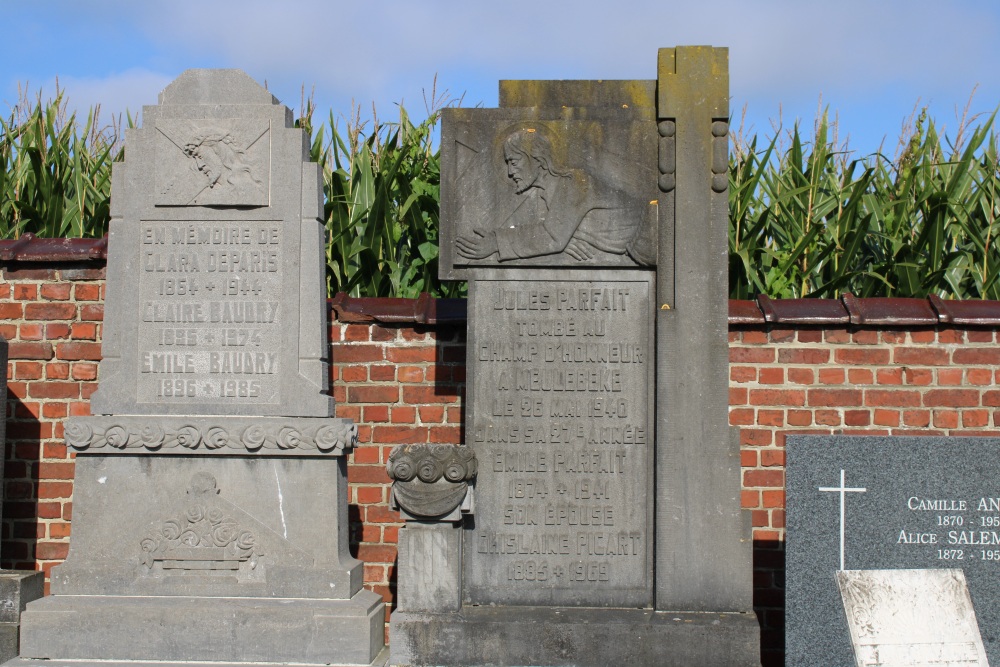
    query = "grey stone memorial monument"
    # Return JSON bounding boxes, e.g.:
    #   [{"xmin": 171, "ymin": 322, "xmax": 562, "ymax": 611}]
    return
[
  {"xmin": 0, "ymin": 338, "xmax": 44, "ymax": 663},
  {"xmin": 389, "ymin": 47, "xmax": 760, "ymax": 666},
  {"xmin": 787, "ymin": 435, "xmax": 1000, "ymax": 667},
  {"xmin": 10, "ymin": 70, "xmax": 386, "ymax": 666}
]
